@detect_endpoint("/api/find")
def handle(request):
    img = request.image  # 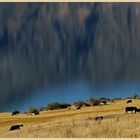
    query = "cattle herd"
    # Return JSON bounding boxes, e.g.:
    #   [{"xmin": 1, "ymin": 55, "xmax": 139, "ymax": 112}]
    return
[
  {"xmin": 9, "ymin": 110, "xmax": 40, "ymax": 131},
  {"xmin": 8, "ymin": 99, "xmax": 140, "ymax": 131},
  {"xmin": 125, "ymin": 99, "xmax": 140, "ymax": 113},
  {"xmin": 125, "ymin": 106, "xmax": 140, "ymax": 113}
]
